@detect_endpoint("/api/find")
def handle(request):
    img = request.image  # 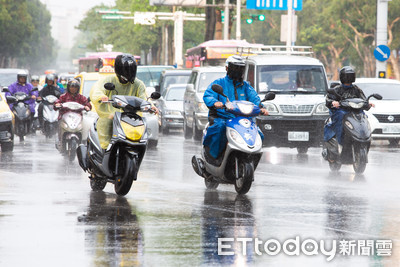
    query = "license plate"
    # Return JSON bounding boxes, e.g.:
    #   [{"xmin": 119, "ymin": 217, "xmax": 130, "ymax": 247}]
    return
[
  {"xmin": 288, "ymin": 131, "xmax": 309, "ymax": 141},
  {"xmin": 382, "ymin": 125, "xmax": 400, "ymax": 134}
]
